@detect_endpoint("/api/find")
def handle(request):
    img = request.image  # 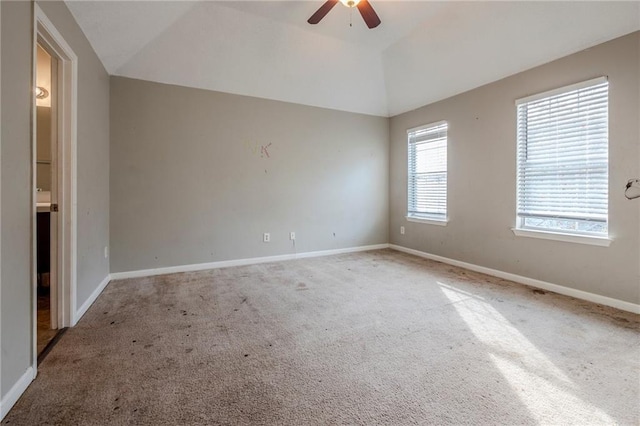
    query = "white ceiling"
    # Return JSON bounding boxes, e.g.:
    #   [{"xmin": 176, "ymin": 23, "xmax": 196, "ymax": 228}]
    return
[{"xmin": 66, "ymin": 1, "xmax": 640, "ymax": 117}]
